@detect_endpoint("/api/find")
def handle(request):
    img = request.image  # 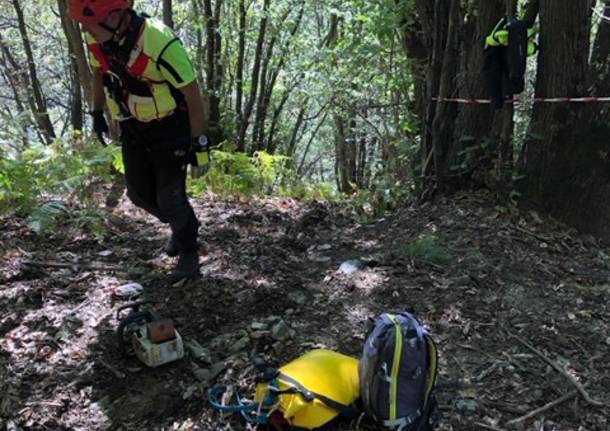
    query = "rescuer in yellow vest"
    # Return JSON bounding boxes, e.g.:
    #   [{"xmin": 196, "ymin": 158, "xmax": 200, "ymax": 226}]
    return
[{"xmin": 68, "ymin": 0, "xmax": 207, "ymax": 282}]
